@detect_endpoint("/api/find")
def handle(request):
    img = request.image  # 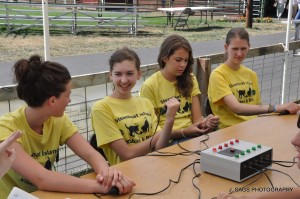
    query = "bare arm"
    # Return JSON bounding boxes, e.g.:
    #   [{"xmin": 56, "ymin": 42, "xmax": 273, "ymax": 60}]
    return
[
  {"xmin": 110, "ymin": 98, "xmax": 180, "ymax": 161},
  {"xmin": 11, "ymin": 141, "xmax": 109, "ymax": 194},
  {"xmin": 66, "ymin": 132, "xmax": 117, "ymax": 185},
  {"xmin": 223, "ymin": 94, "xmax": 300, "ymax": 115},
  {"xmin": 170, "ymin": 95, "xmax": 219, "ymax": 139},
  {"xmin": 67, "ymin": 132, "xmax": 109, "ymax": 173},
  {"xmin": 109, "ymin": 133, "xmax": 159, "ymax": 161},
  {"xmin": 154, "ymin": 97, "xmax": 179, "ymax": 149},
  {"xmin": 66, "ymin": 132, "xmax": 135, "ymax": 193}
]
